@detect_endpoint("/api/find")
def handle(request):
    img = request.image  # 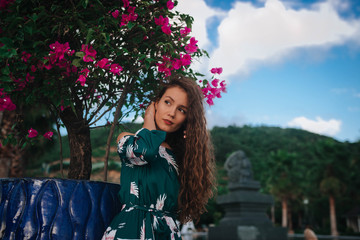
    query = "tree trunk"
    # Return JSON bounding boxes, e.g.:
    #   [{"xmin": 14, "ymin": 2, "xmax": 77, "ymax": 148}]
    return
[
  {"xmin": 329, "ymin": 195, "xmax": 338, "ymax": 236},
  {"xmin": 282, "ymin": 198, "xmax": 288, "ymax": 228},
  {"xmin": 288, "ymin": 207, "xmax": 293, "ymax": 234},
  {"xmin": 60, "ymin": 108, "xmax": 92, "ymax": 180},
  {"xmin": 0, "ymin": 111, "xmax": 24, "ymax": 178}
]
